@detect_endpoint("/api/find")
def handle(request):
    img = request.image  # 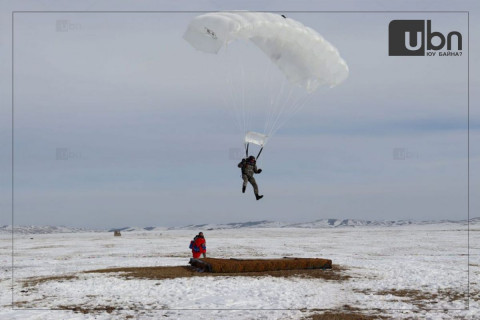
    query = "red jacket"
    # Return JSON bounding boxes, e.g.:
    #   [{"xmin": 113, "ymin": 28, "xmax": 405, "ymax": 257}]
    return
[{"xmin": 191, "ymin": 236, "xmax": 206, "ymax": 258}]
